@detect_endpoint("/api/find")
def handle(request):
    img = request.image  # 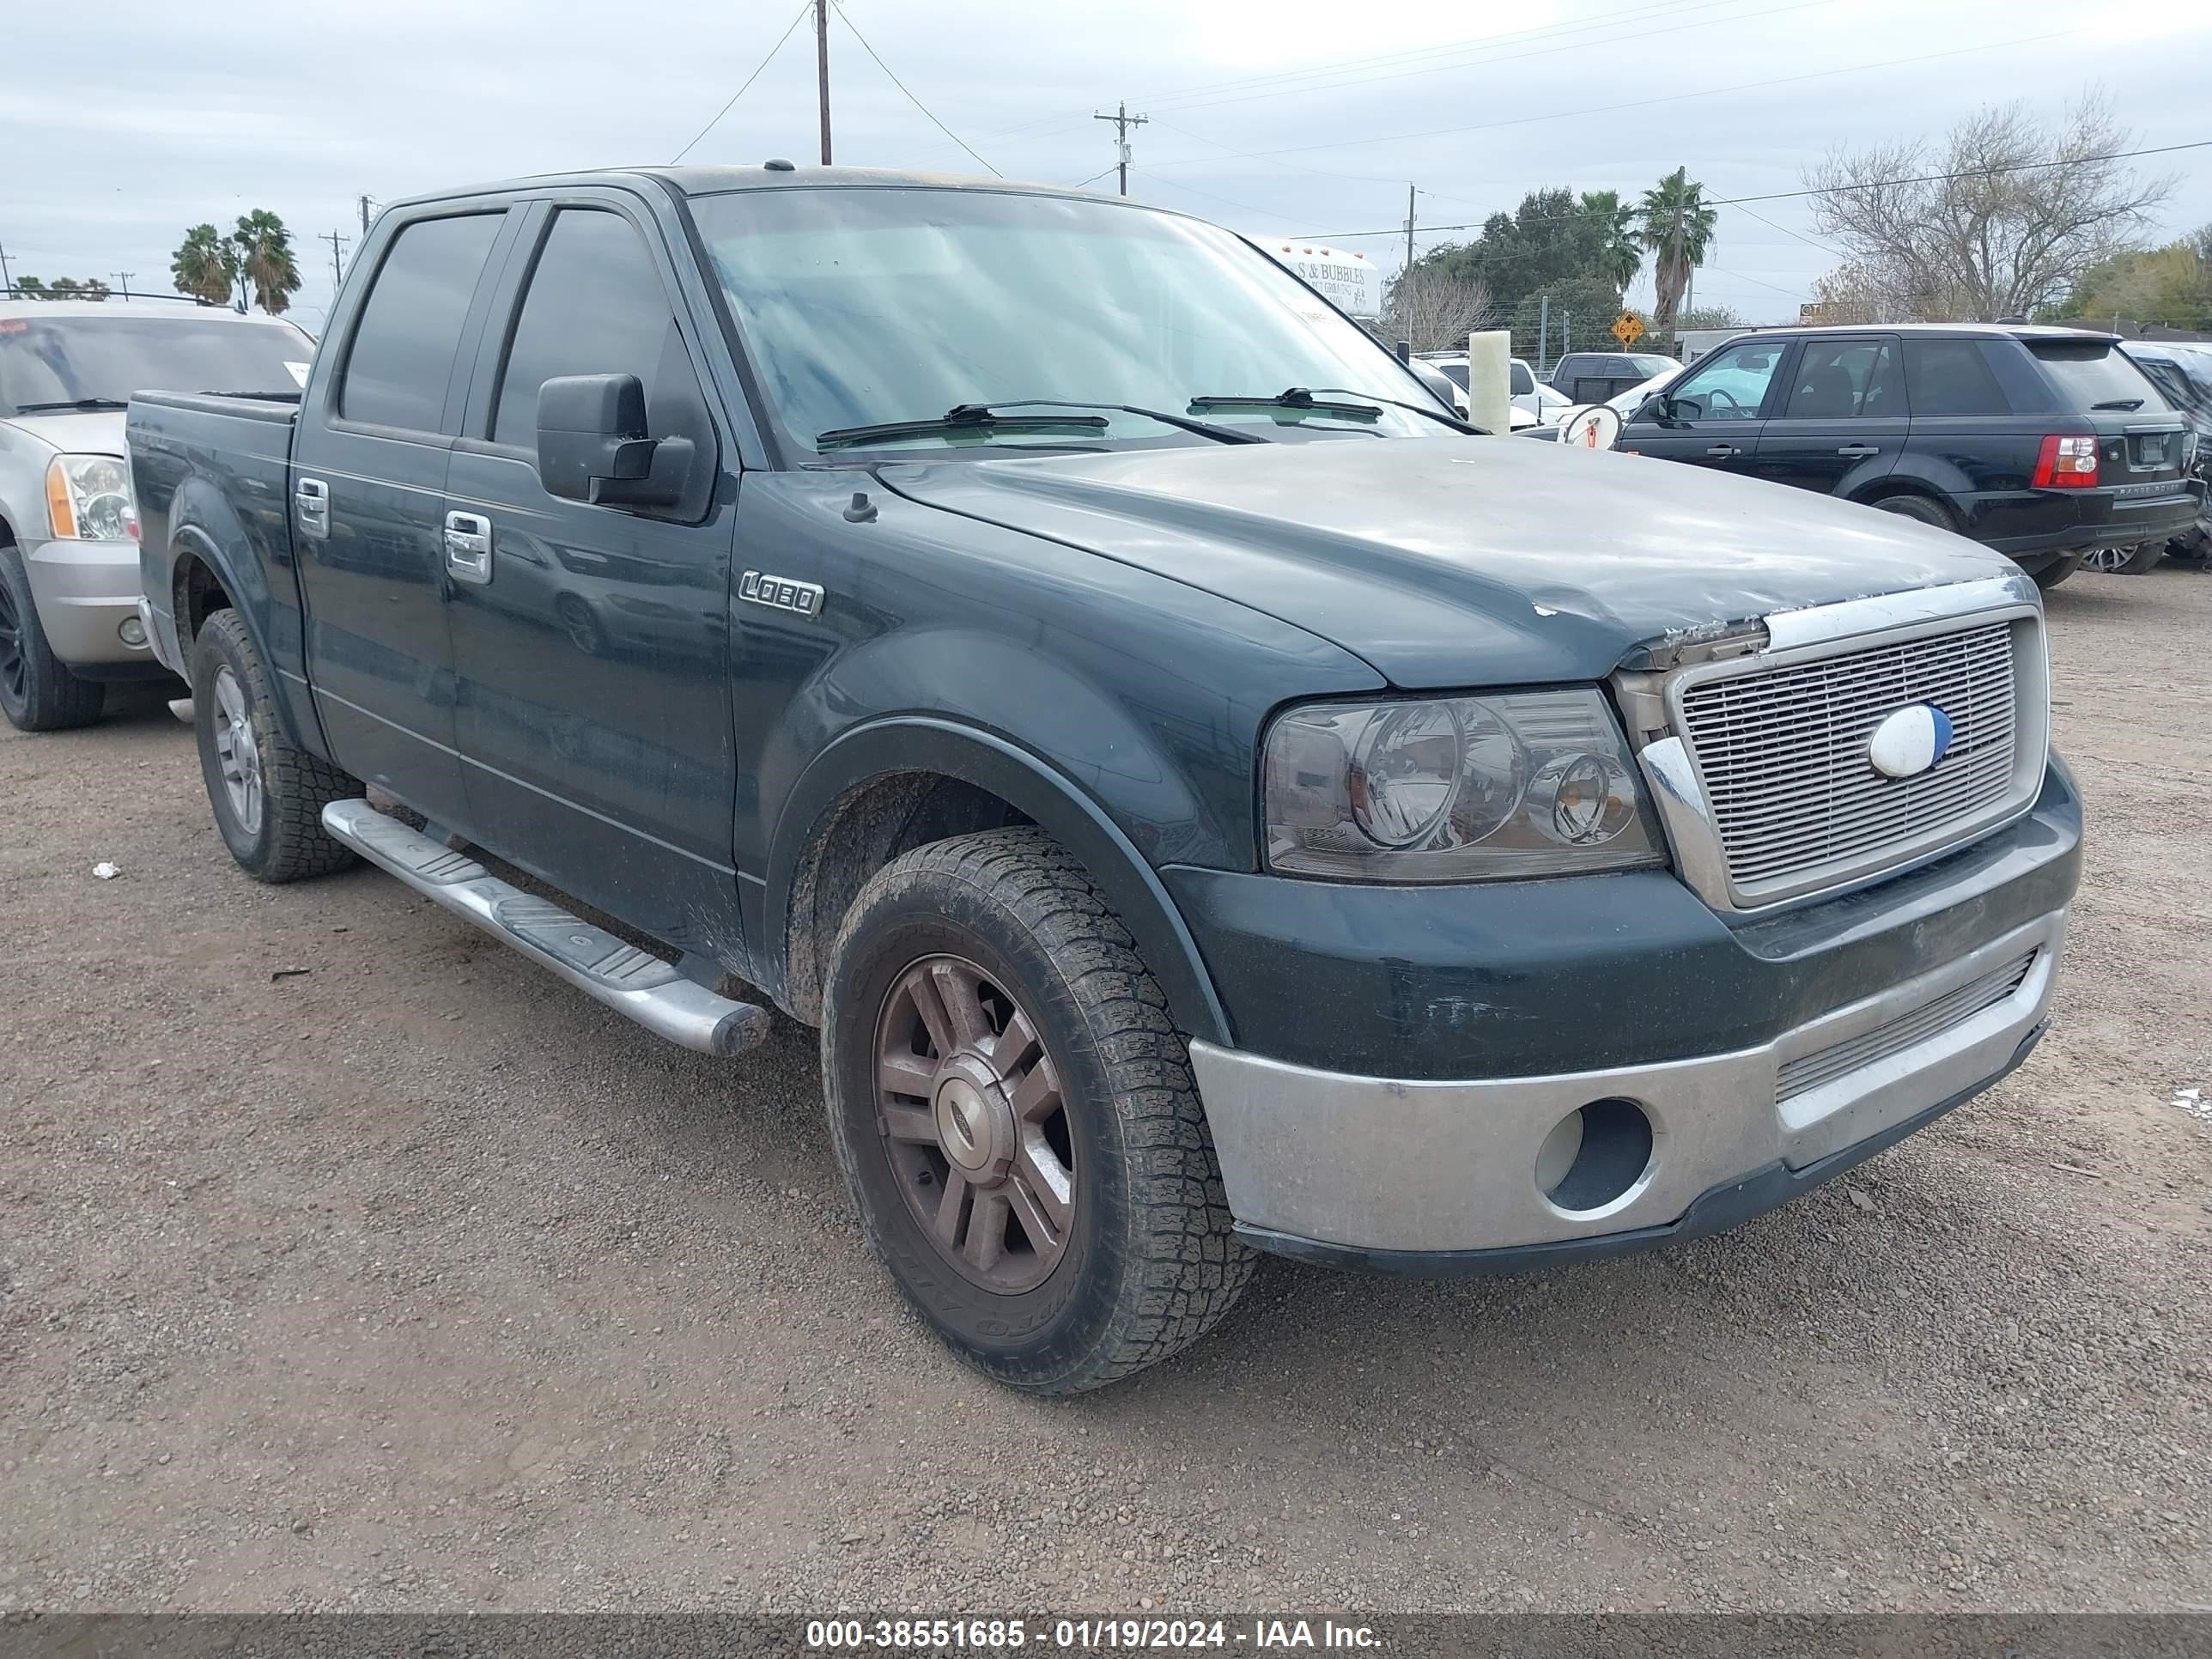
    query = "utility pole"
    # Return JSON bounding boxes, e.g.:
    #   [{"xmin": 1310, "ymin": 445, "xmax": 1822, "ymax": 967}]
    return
[
  {"xmin": 112, "ymin": 271, "xmax": 135, "ymax": 301},
  {"xmin": 1404, "ymin": 183, "xmax": 1416, "ymax": 276},
  {"xmin": 359, "ymin": 195, "xmax": 373, "ymax": 234},
  {"xmin": 814, "ymin": 0, "xmax": 833, "ymax": 166},
  {"xmin": 322, "ymin": 230, "xmax": 349, "ymax": 295},
  {"xmin": 0, "ymin": 241, "xmax": 13, "ymax": 297},
  {"xmin": 1094, "ymin": 102, "xmax": 1148, "ymax": 196}
]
